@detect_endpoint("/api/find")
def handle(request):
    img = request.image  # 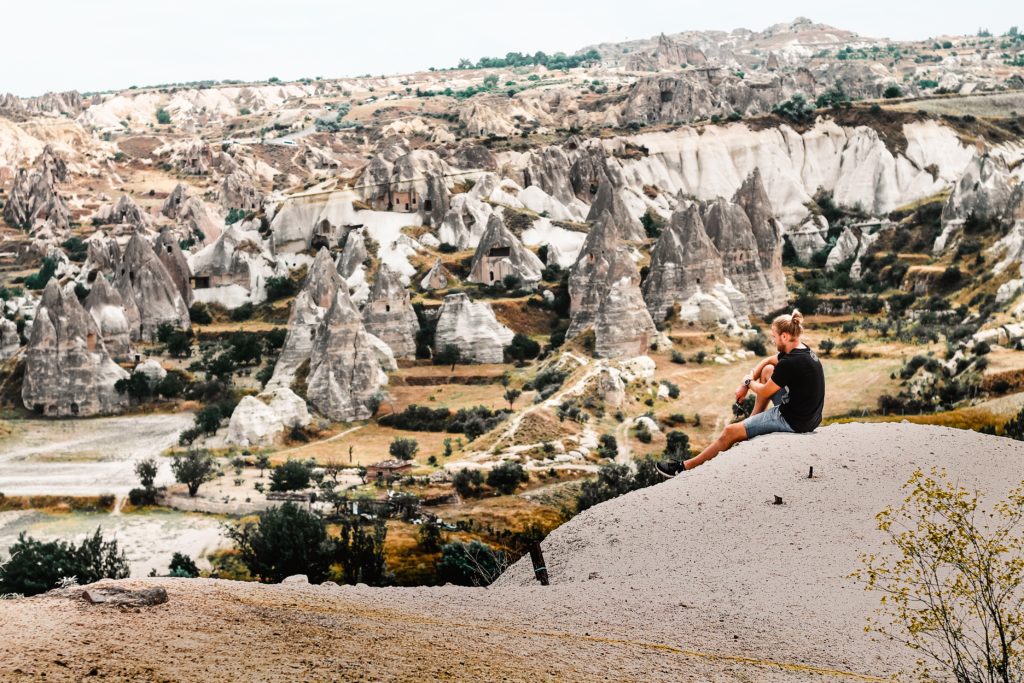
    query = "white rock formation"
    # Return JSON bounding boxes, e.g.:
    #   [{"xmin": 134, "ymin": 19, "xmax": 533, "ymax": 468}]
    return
[
  {"xmin": 225, "ymin": 388, "xmax": 311, "ymax": 447},
  {"xmin": 433, "ymin": 293, "xmax": 514, "ymax": 364}
]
